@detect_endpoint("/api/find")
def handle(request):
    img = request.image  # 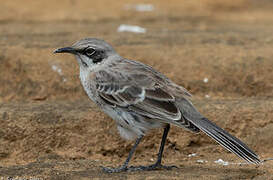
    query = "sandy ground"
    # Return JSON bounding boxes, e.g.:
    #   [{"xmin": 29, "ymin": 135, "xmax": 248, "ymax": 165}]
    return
[{"xmin": 0, "ymin": 0, "xmax": 273, "ymax": 179}]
